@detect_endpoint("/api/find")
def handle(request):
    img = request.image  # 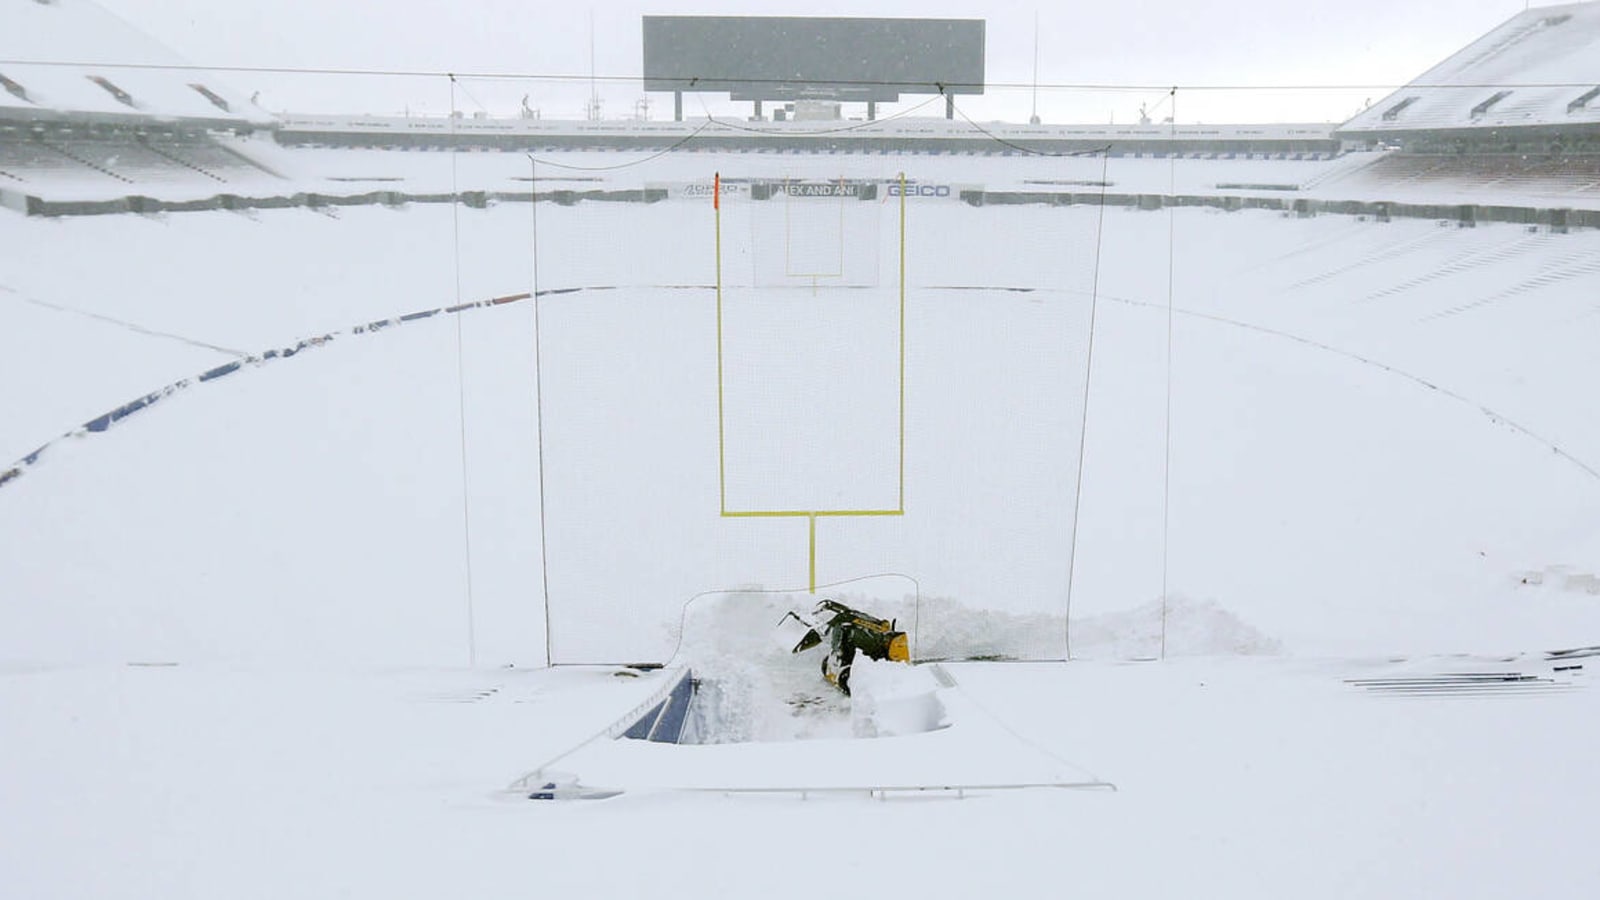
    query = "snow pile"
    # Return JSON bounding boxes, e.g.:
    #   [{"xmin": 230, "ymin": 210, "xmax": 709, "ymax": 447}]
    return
[
  {"xmin": 1071, "ymin": 596, "xmax": 1285, "ymax": 659},
  {"xmin": 904, "ymin": 593, "xmax": 1069, "ymax": 660},
  {"xmin": 847, "ymin": 657, "xmax": 947, "ymax": 738},
  {"xmin": 854, "ymin": 592, "xmax": 1280, "ymax": 661},
  {"xmin": 665, "ymin": 583, "xmax": 1279, "ymax": 746}
]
